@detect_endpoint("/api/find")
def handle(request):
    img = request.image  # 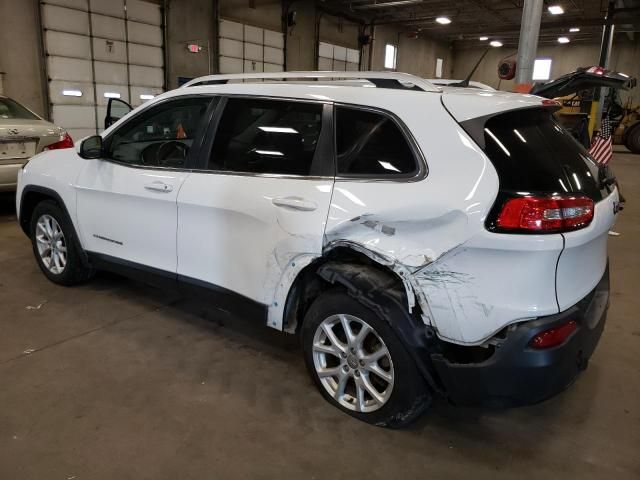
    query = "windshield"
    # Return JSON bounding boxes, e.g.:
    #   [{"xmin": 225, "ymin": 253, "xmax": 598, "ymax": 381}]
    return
[
  {"xmin": 462, "ymin": 108, "xmax": 602, "ymax": 200},
  {"xmin": 0, "ymin": 97, "xmax": 39, "ymax": 120}
]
